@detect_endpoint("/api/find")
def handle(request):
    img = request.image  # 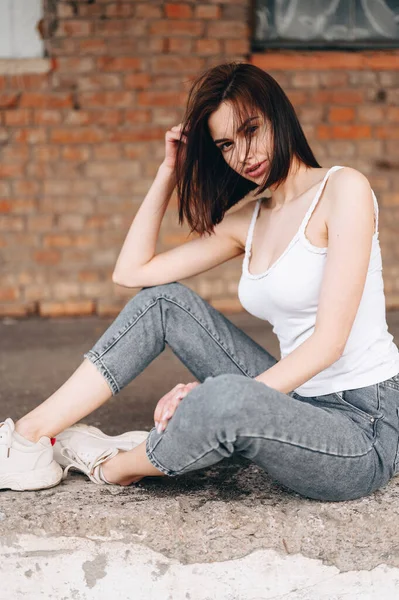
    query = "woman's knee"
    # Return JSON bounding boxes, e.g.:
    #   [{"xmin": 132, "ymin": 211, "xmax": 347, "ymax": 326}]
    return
[{"xmin": 175, "ymin": 373, "xmax": 261, "ymax": 426}]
